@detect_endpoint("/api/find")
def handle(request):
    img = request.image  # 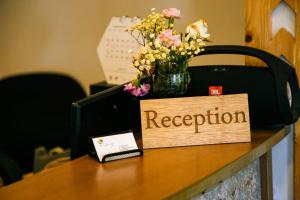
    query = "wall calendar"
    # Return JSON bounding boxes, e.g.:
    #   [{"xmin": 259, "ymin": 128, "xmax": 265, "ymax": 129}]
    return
[{"xmin": 97, "ymin": 17, "xmax": 141, "ymax": 85}]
